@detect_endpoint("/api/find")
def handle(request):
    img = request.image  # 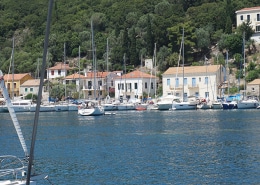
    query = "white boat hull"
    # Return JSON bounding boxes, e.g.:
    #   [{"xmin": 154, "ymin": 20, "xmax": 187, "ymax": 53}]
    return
[
  {"xmin": 102, "ymin": 104, "xmax": 118, "ymax": 111},
  {"xmin": 172, "ymin": 102, "xmax": 197, "ymax": 110},
  {"xmin": 68, "ymin": 104, "xmax": 79, "ymax": 111},
  {"xmin": 117, "ymin": 104, "xmax": 135, "ymax": 110},
  {"xmin": 30, "ymin": 104, "xmax": 55, "ymax": 112},
  {"xmin": 55, "ymin": 104, "xmax": 69, "ymax": 111},
  {"xmin": 237, "ymin": 100, "xmax": 259, "ymax": 109},
  {"xmin": 156, "ymin": 103, "xmax": 172, "ymax": 110},
  {"xmin": 197, "ymin": 103, "xmax": 211, "ymax": 109},
  {"xmin": 78, "ymin": 106, "xmax": 104, "ymax": 116},
  {"xmin": 211, "ymin": 102, "xmax": 223, "ymax": 109}
]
